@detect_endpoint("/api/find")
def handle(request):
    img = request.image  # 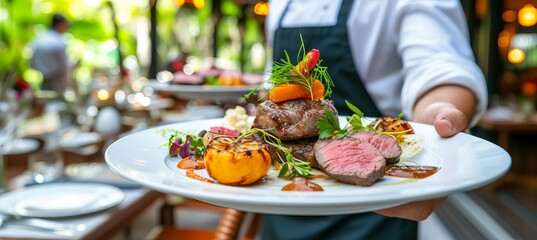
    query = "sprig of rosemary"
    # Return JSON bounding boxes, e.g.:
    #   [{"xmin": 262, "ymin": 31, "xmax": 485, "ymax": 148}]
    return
[
  {"xmin": 241, "ymin": 35, "xmax": 334, "ymax": 102},
  {"xmin": 239, "ymin": 128, "xmax": 312, "ymax": 179}
]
